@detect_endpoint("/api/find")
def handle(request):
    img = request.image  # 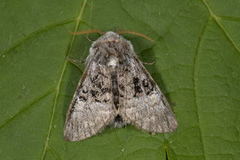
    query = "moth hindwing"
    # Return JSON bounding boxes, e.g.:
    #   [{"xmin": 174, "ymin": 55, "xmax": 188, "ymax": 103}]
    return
[{"xmin": 64, "ymin": 31, "xmax": 178, "ymax": 141}]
